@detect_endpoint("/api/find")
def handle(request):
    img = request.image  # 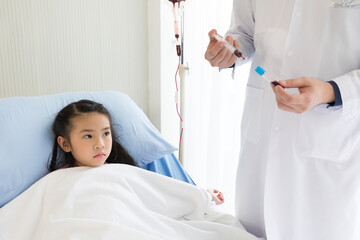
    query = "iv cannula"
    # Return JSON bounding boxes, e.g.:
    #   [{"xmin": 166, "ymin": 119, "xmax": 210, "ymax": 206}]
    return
[{"xmin": 212, "ymin": 33, "xmax": 245, "ymax": 60}]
